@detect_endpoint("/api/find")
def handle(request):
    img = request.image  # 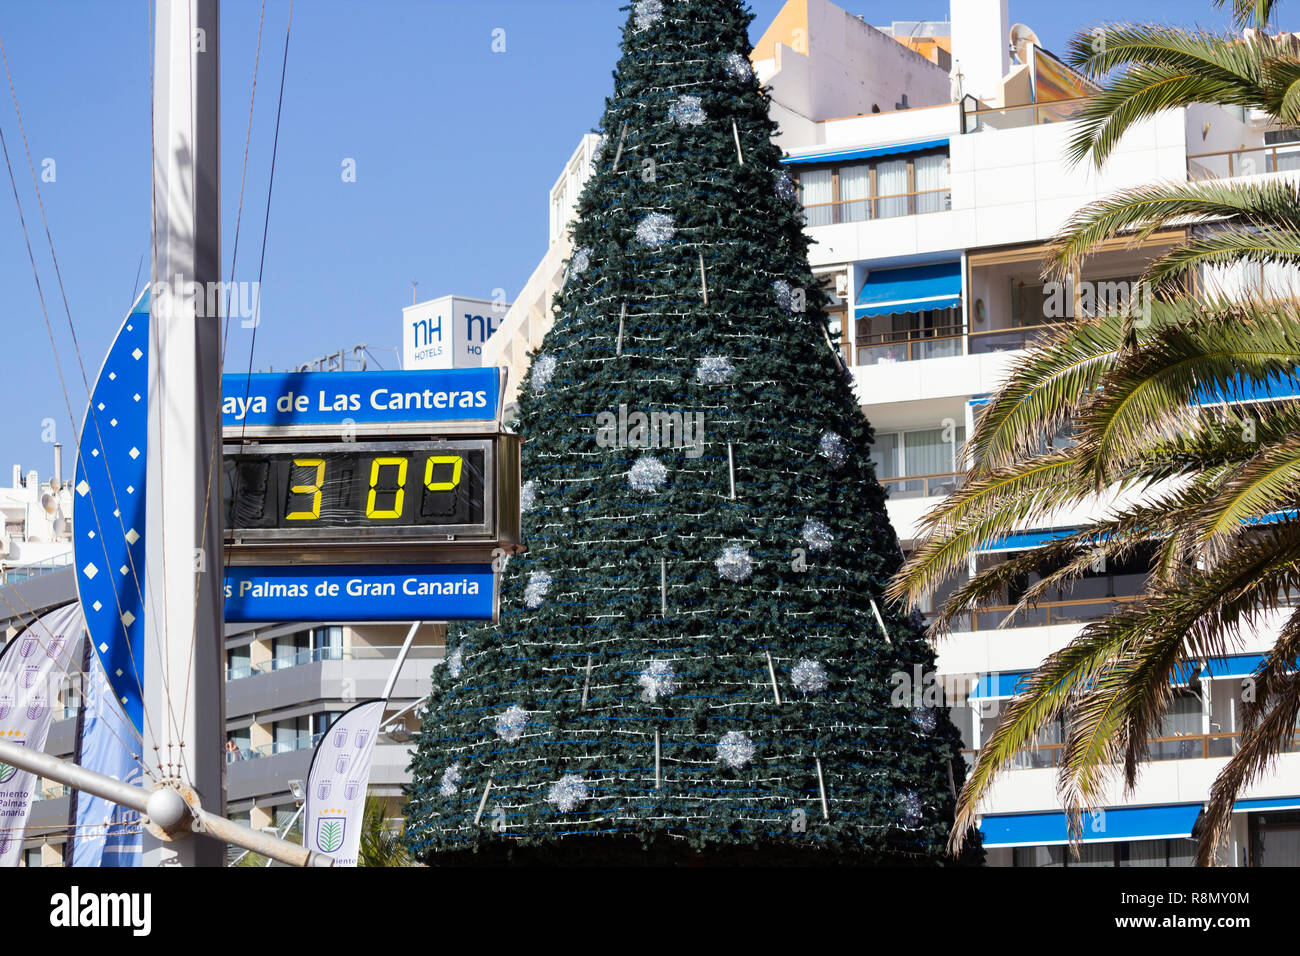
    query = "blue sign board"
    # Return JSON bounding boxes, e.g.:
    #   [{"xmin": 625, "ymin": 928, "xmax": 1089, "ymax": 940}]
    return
[
  {"xmin": 220, "ymin": 368, "xmax": 500, "ymax": 428},
  {"xmin": 223, "ymin": 564, "xmax": 497, "ymax": 622}
]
